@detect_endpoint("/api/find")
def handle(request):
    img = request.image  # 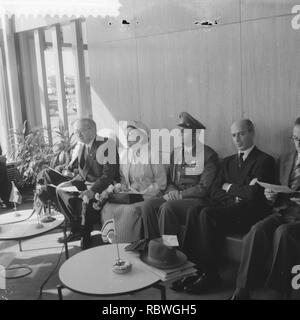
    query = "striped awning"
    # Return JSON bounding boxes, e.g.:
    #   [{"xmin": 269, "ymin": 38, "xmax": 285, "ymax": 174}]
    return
[{"xmin": 0, "ymin": 0, "xmax": 122, "ymax": 18}]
